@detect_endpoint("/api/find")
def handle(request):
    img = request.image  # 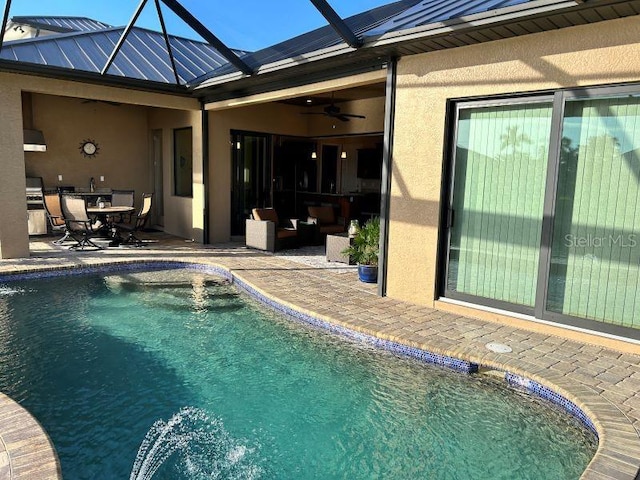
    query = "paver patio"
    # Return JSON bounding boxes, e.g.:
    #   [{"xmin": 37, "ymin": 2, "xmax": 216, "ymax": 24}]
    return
[{"xmin": 0, "ymin": 233, "xmax": 638, "ymax": 479}]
